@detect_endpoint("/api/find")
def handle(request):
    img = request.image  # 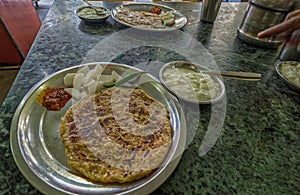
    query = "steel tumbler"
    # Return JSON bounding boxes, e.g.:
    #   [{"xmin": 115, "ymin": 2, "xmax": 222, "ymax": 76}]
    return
[
  {"xmin": 278, "ymin": 30, "xmax": 300, "ymax": 62},
  {"xmin": 200, "ymin": 0, "xmax": 223, "ymax": 23}
]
